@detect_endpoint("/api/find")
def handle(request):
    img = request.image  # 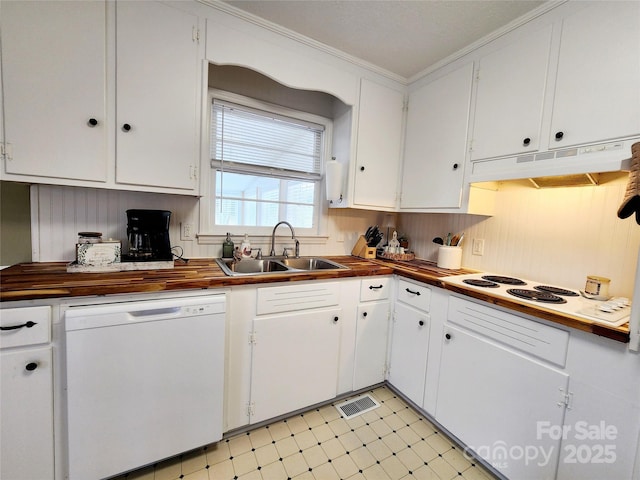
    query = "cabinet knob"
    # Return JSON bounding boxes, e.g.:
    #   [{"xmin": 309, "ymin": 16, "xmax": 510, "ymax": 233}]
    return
[
  {"xmin": 122, "ymin": 123, "xmax": 132, "ymax": 132},
  {"xmin": 360, "ymin": 166, "xmax": 366, "ymax": 172},
  {"xmin": 554, "ymin": 131, "xmax": 564, "ymax": 141},
  {"xmin": 333, "ymin": 316, "xmax": 339, "ymax": 323},
  {"xmin": 445, "ymin": 333, "xmax": 452, "ymax": 340},
  {"xmin": 25, "ymin": 362, "xmax": 38, "ymax": 371},
  {"xmin": 452, "ymin": 163, "xmax": 459, "ymax": 170},
  {"xmin": 418, "ymin": 320, "xmax": 424, "ymax": 326},
  {"xmin": 363, "ymin": 312, "xmax": 368, "ymax": 317},
  {"xmin": 523, "ymin": 137, "xmax": 531, "ymax": 146},
  {"xmin": 87, "ymin": 118, "xmax": 98, "ymax": 127}
]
